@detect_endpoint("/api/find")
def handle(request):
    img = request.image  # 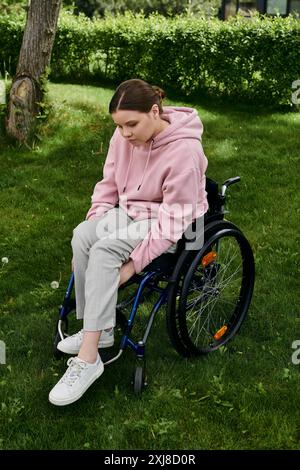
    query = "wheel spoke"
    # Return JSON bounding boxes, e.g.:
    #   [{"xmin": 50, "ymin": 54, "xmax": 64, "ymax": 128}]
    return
[{"xmin": 183, "ymin": 234, "xmax": 246, "ymax": 351}]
